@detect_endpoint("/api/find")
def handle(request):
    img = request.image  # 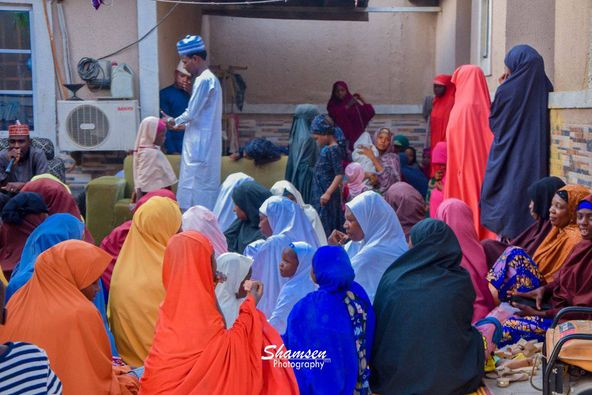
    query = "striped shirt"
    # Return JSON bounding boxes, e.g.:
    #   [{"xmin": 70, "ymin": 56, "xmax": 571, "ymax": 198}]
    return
[{"xmin": 0, "ymin": 342, "xmax": 62, "ymax": 394}]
